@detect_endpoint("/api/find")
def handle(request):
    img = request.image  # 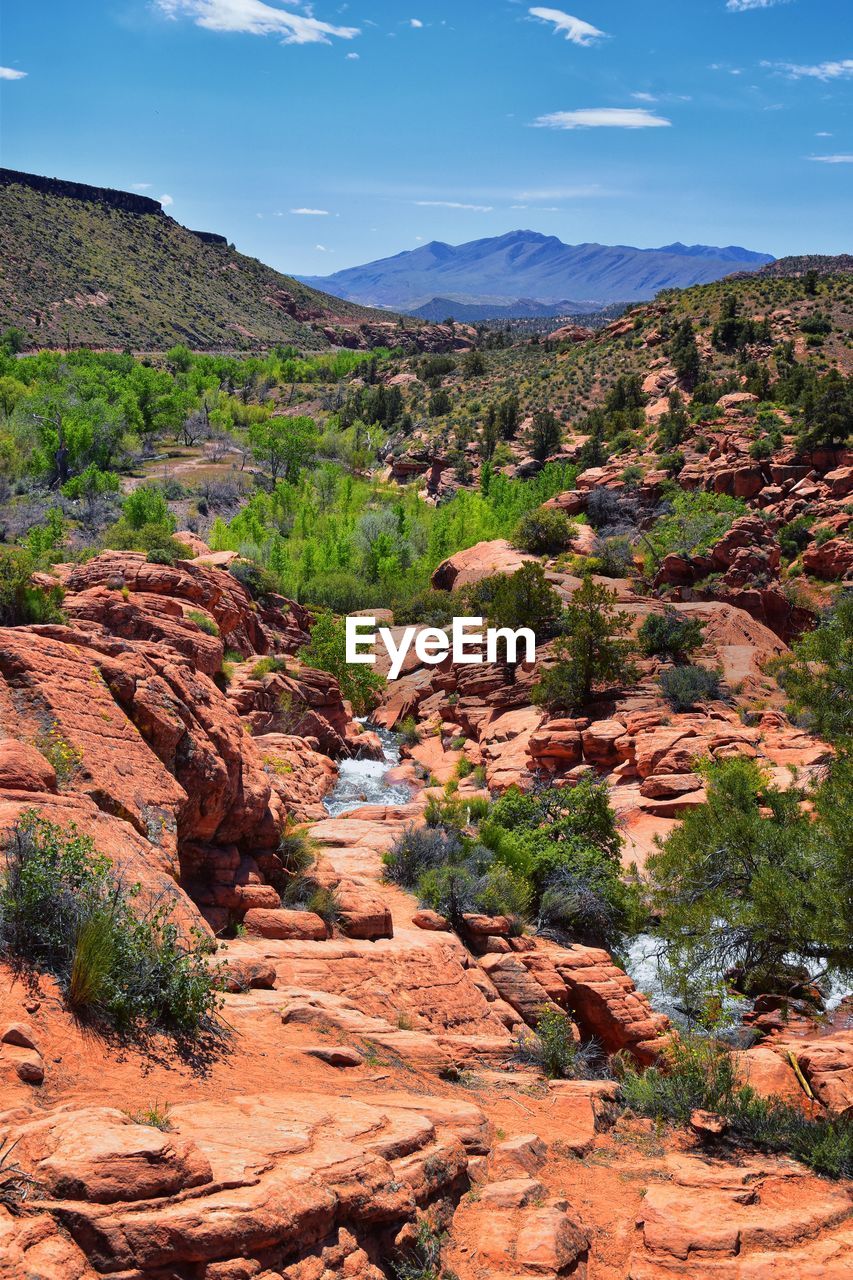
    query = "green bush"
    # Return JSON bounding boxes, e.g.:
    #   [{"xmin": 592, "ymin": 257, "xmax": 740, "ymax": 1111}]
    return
[
  {"xmin": 299, "ymin": 612, "xmax": 384, "ymax": 715},
  {"xmin": 0, "ymin": 813, "xmax": 220, "ymax": 1037},
  {"xmin": 638, "ymin": 609, "xmax": 704, "ymax": 661},
  {"xmin": 481, "ymin": 779, "xmax": 637, "ymax": 949},
  {"xmin": 475, "ymin": 862, "xmax": 532, "ymax": 923},
  {"xmin": 660, "ymin": 664, "xmax": 720, "ymax": 710},
  {"xmin": 778, "ymin": 518, "xmax": 813, "ymax": 561},
  {"xmin": 0, "ymin": 548, "xmax": 65, "ymax": 627},
  {"xmin": 250, "ymin": 655, "xmax": 287, "ymax": 678},
  {"xmin": 186, "ymin": 610, "xmax": 220, "ymax": 636},
  {"xmin": 383, "ymin": 826, "xmax": 461, "ymax": 888},
  {"xmin": 397, "ymin": 716, "xmax": 421, "ymax": 746},
  {"xmin": 515, "ymin": 1007, "xmax": 594, "ymax": 1079},
  {"xmin": 417, "ymin": 862, "xmax": 479, "ymax": 924},
  {"xmin": 592, "ymin": 535, "xmax": 634, "ymax": 579},
  {"xmin": 513, "ymin": 506, "xmax": 575, "ymax": 554},
  {"xmin": 229, "ymin": 559, "xmax": 279, "ymax": 601},
  {"xmin": 35, "ymin": 723, "xmax": 82, "ymax": 788},
  {"xmin": 641, "ymin": 491, "xmax": 746, "ymax": 573},
  {"xmin": 619, "ymin": 1034, "xmax": 852, "ymax": 1179}
]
